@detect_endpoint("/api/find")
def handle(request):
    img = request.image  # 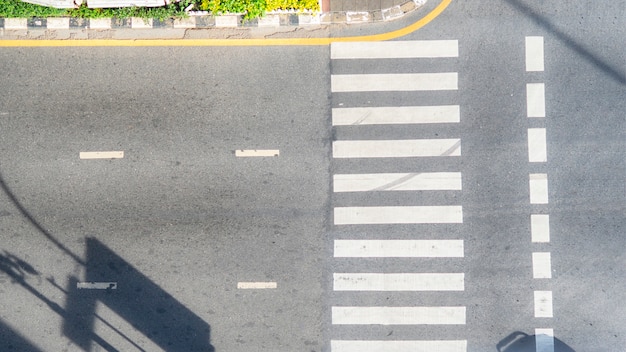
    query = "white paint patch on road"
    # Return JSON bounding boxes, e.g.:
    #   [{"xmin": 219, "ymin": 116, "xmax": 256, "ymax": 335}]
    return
[
  {"xmin": 334, "ymin": 240, "xmax": 464, "ymax": 258},
  {"xmin": 235, "ymin": 149, "xmax": 279, "ymax": 157},
  {"xmin": 534, "ymin": 291, "xmax": 553, "ymax": 317},
  {"xmin": 535, "ymin": 328, "xmax": 555, "ymax": 352},
  {"xmin": 331, "ymin": 40, "xmax": 459, "ymax": 59},
  {"xmin": 332, "ymin": 105, "xmax": 460, "ymax": 126},
  {"xmin": 237, "ymin": 282, "xmax": 277, "ymax": 289},
  {"xmin": 528, "ymin": 128, "xmax": 548, "ymax": 162},
  {"xmin": 330, "ymin": 339, "xmax": 467, "ymax": 352},
  {"xmin": 332, "ymin": 306, "xmax": 466, "ymax": 325},
  {"xmin": 77, "ymin": 282, "xmax": 117, "ymax": 289},
  {"xmin": 333, "ymin": 273, "xmax": 464, "ymax": 291},
  {"xmin": 333, "ymin": 139, "xmax": 461, "ymax": 158},
  {"xmin": 331, "ymin": 73, "xmax": 458, "ymax": 92},
  {"xmin": 334, "ymin": 206, "xmax": 463, "ymax": 225},
  {"xmin": 531, "ymin": 214, "xmax": 550, "ymax": 243},
  {"xmin": 529, "ymin": 173, "xmax": 549, "ymax": 204},
  {"xmin": 527, "ymin": 83, "xmax": 546, "ymax": 117},
  {"xmin": 532, "ymin": 252, "xmax": 552, "ymax": 279},
  {"xmin": 333, "ymin": 172, "xmax": 462, "ymax": 192},
  {"xmin": 80, "ymin": 151, "xmax": 124, "ymax": 159},
  {"xmin": 526, "ymin": 36, "xmax": 545, "ymax": 72}
]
